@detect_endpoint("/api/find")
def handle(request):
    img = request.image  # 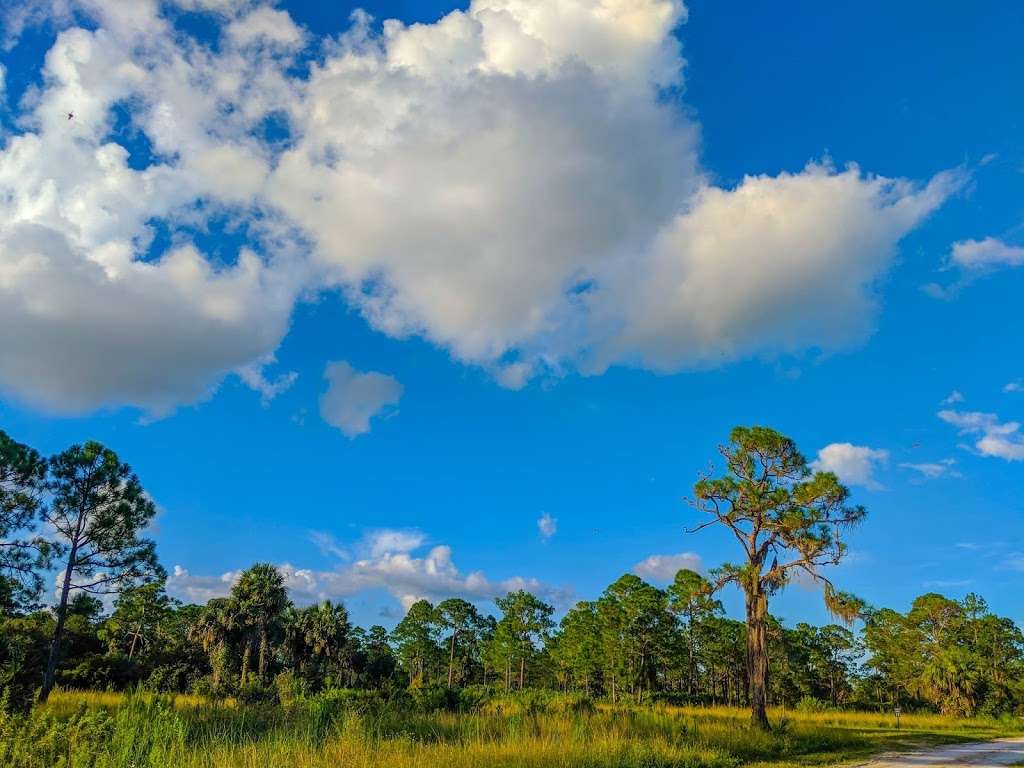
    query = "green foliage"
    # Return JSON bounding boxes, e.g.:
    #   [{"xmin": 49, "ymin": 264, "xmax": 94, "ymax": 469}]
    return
[
  {"xmin": 692, "ymin": 426, "xmax": 867, "ymax": 728},
  {"xmin": 40, "ymin": 441, "xmax": 164, "ymax": 700},
  {"xmin": 0, "ymin": 430, "xmax": 49, "ymax": 611}
]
